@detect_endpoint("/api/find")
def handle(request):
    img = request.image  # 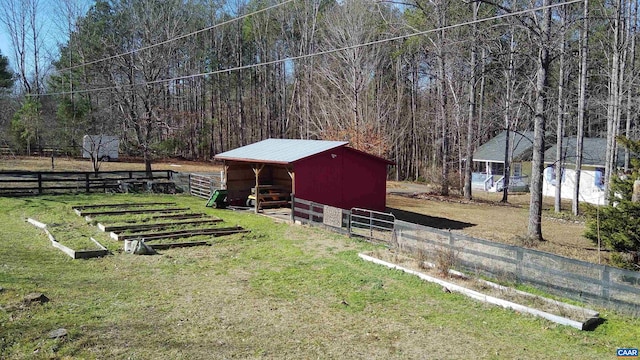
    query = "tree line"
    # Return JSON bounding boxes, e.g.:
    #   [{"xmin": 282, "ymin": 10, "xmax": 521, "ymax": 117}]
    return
[{"xmin": 0, "ymin": 0, "xmax": 638, "ymax": 242}]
